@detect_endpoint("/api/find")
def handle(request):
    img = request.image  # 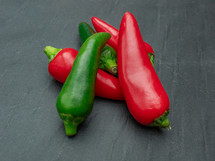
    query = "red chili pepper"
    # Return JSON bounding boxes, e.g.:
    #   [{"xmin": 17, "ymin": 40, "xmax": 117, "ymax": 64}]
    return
[
  {"xmin": 44, "ymin": 46, "xmax": 124, "ymax": 100},
  {"xmin": 91, "ymin": 16, "xmax": 154, "ymax": 54},
  {"xmin": 118, "ymin": 12, "xmax": 170, "ymax": 127}
]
